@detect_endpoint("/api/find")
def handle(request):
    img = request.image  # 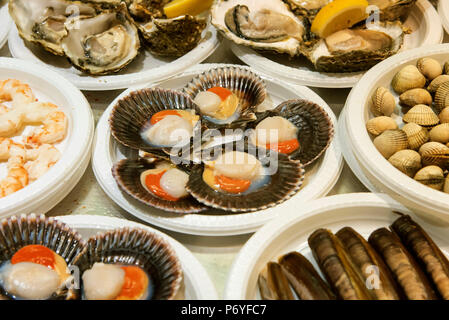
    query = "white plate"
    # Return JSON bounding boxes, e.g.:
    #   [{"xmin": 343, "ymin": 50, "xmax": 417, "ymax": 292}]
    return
[
  {"xmin": 344, "ymin": 43, "xmax": 449, "ymax": 224},
  {"xmin": 224, "ymin": 193, "xmax": 449, "ymax": 299},
  {"xmin": 0, "ymin": 57, "xmax": 94, "ymax": 218},
  {"xmin": 8, "ymin": 23, "xmax": 220, "ymax": 90},
  {"xmin": 56, "ymin": 215, "xmax": 218, "ymax": 300},
  {"xmin": 92, "ymin": 63, "xmax": 343, "ymax": 236},
  {"xmin": 0, "ymin": 1, "xmax": 11, "ymax": 50},
  {"xmin": 231, "ymin": 0, "xmax": 443, "ymax": 88},
  {"xmin": 439, "ymin": 0, "xmax": 449, "ymax": 34}
]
